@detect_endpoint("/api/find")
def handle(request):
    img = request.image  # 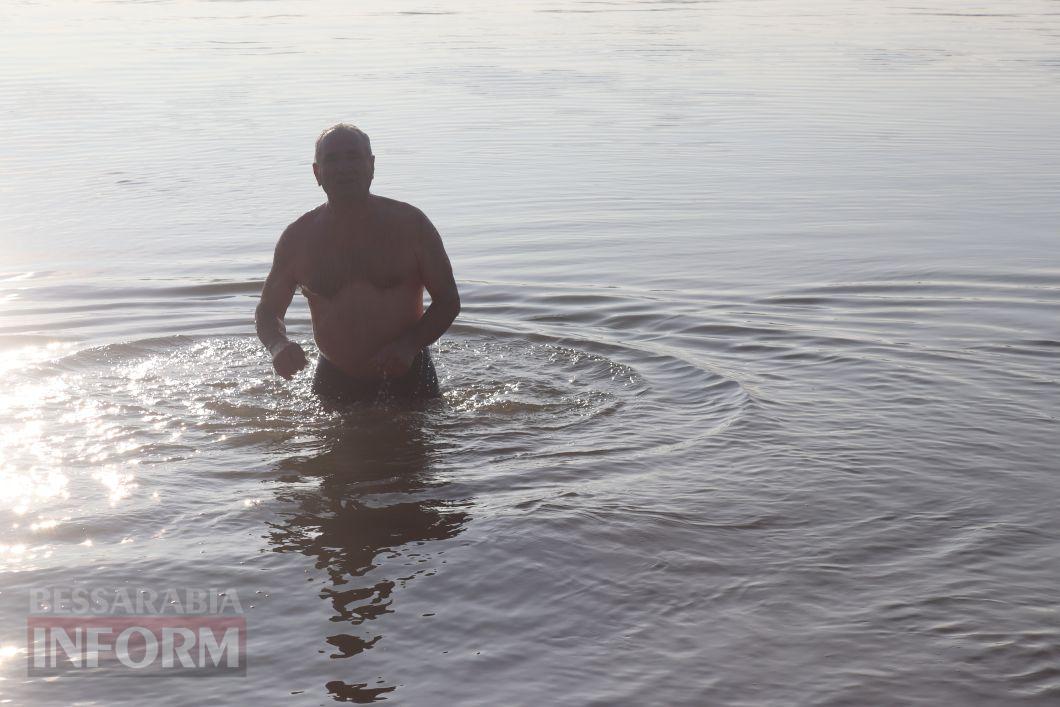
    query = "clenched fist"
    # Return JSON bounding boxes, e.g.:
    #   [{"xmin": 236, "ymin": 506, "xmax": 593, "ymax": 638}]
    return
[
  {"xmin": 270, "ymin": 341, "xmax": 308, "ymax": 380},
  {"xmin": 370, "ymin": 338, "xmax": 418, "ymax": 377}
]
